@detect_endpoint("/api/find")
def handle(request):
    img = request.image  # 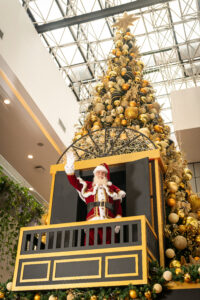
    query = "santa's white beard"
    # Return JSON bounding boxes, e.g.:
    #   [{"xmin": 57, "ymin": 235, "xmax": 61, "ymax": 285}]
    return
[{"xmin": 93, "ymin": 175, "xmax": 108, "ymax": 186}]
